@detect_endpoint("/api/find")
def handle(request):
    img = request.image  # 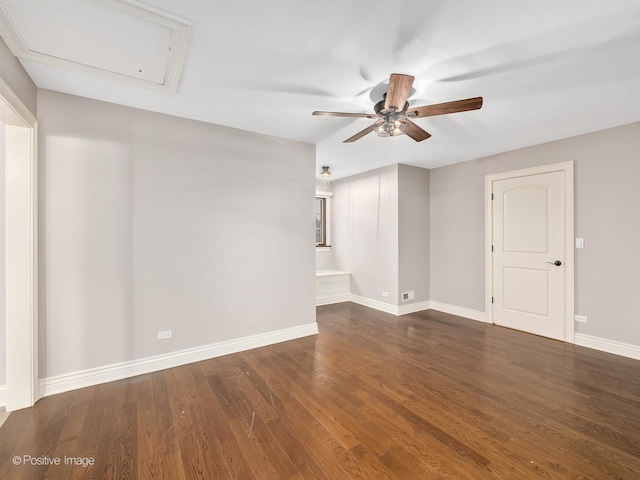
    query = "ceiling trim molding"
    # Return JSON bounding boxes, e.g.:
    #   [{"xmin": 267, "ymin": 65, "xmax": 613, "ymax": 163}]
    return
[{"xmin": 0, "ymin": 0, "xmax": 193, "ymax": 94}]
